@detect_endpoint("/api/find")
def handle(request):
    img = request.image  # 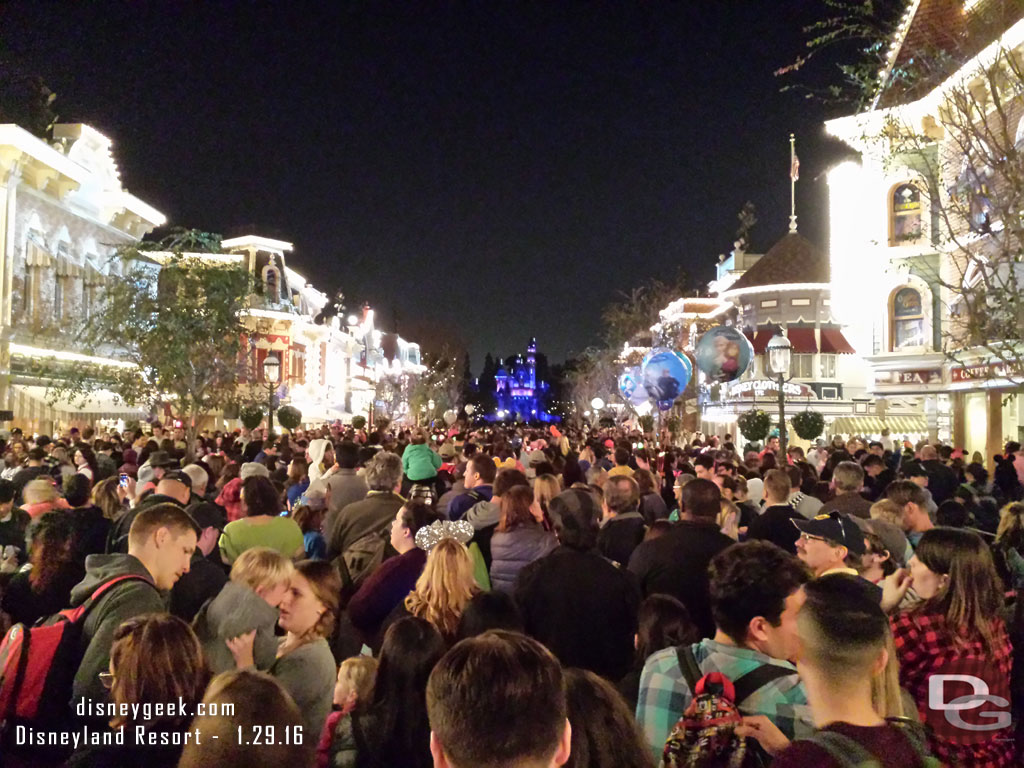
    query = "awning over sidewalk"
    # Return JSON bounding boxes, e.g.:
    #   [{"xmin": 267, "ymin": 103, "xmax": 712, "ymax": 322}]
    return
[
  {"xmin": 830, "ymin": 415, "xmax": 928, "ymax": 436},
  {"xmin": 11, "ymin": 385, "xmax": 148, "ymax": 421}
]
